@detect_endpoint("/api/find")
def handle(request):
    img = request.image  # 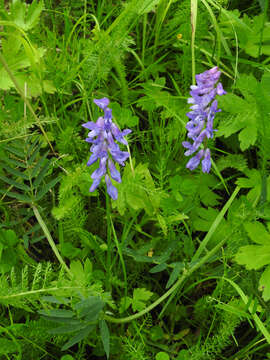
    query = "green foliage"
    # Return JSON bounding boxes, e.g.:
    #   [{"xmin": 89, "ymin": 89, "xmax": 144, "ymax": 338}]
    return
[
  {"xmin": 0, "ymin": 0, "xmax": 269, "ymax": 359},
  {"xmin": 220, "ymin": 11, "xmax": 270, "ymax": 57},
  {"xmin": 0, "ymin": 0, "xmax": 55, "ymax": 95},
  {"xmin": 0, "ymin": 229, "xmax": 20, "ymax": 274},
  {"xmin": 132, "ymin": 288, "xmax": 154, "ymax": 312},
  {"xmin": 113, "ymin": 162, "xmax": 163, "ymax": 216},
  {"xmin": 0, "ymin": 137, "xmax": 60, "ymax": 204},
  {"xmin": 235, "ymin": 221, "xmax": 270, "ymax": 300}
]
